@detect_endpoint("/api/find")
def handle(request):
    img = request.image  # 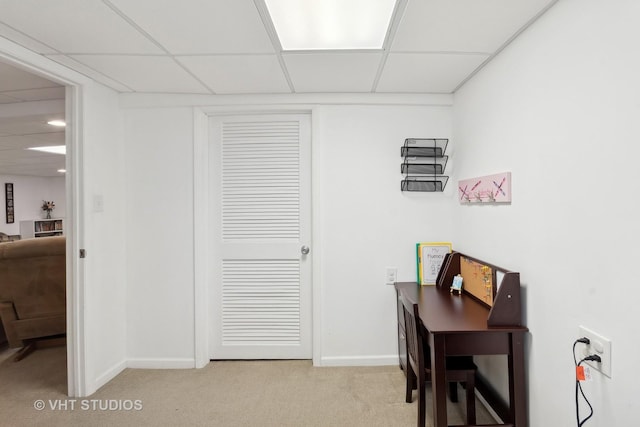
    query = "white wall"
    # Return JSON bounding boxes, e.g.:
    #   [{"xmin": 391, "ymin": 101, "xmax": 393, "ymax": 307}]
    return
[
  {"xmin": 81, "ymin": 81, "xmax": 128, "ymax": 393},
  {"xmin": 452, "ymin": 0, "xmax": 640, "ymax": 425},
  {"xmin": 124, "ymin": 107, "xmax": 195, "ymax": 366},
  {"xmin": 314, "ymin": 104, "xmax": 453, "ymax": 364},
  {"xmin": 0, "ymin": 174, "xmax": 65, "ymax": 236},
  {"xmin": 122, "ymin": 98, "xmax": 453, "ymax": 367}
]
